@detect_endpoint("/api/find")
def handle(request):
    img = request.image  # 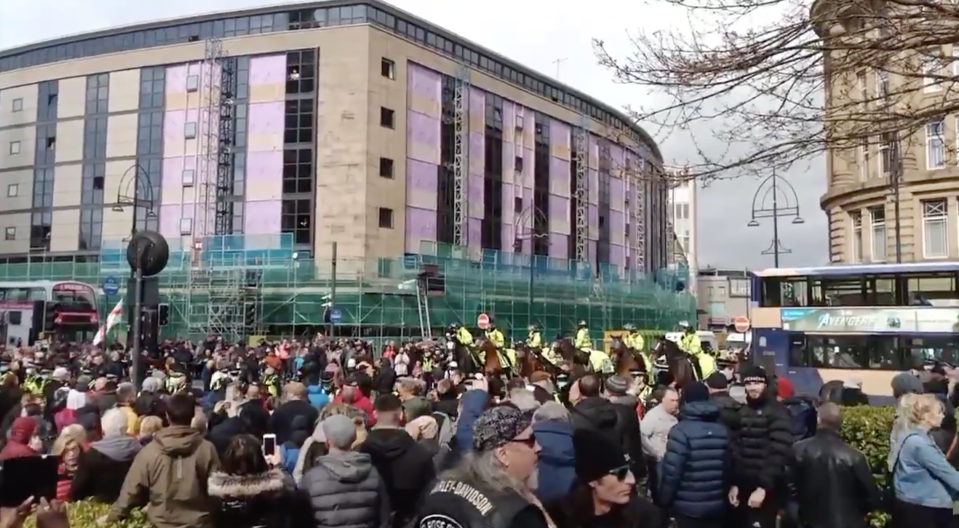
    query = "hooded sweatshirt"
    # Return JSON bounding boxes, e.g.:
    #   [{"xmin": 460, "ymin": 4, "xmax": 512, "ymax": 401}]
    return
[
  {"xmin": 108, "ymin": 425, "xmax": 220, "ymax": 528},
  {"xmin": 532, "ymin": 419, "xmax": 577, "ymax": 502},
  {"xmin": 298, "ymin": 451, "xmax": 391, "ymax": 528},
  {"xmin": 360, "ymin": 427, "xmax": 436, "ymax": 528}
]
